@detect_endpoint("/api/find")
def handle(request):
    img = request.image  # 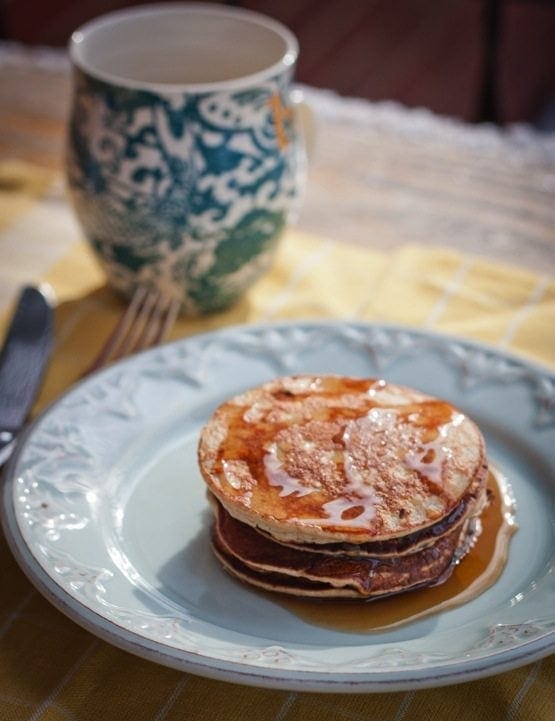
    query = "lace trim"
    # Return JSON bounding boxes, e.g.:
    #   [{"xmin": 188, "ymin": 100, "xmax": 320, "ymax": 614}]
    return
[{"xmin": 0, "ymin": 40, "xmax": 552, "ymax": 164}]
